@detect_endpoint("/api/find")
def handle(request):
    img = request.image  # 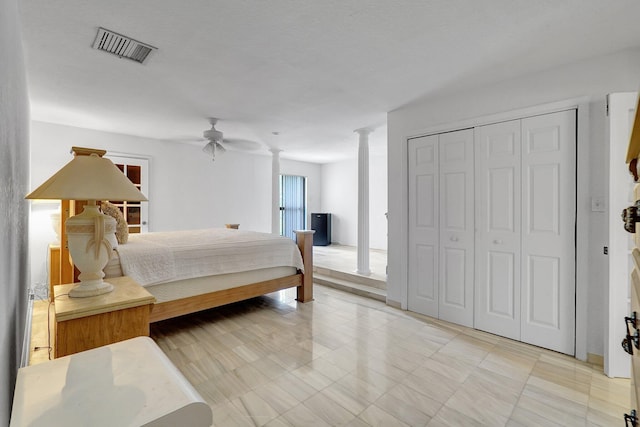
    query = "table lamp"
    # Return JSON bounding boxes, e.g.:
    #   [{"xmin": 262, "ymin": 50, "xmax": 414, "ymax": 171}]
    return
[{"xmin": 26, "ymin": 147, "xmax": 147, "ymax": 297}]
